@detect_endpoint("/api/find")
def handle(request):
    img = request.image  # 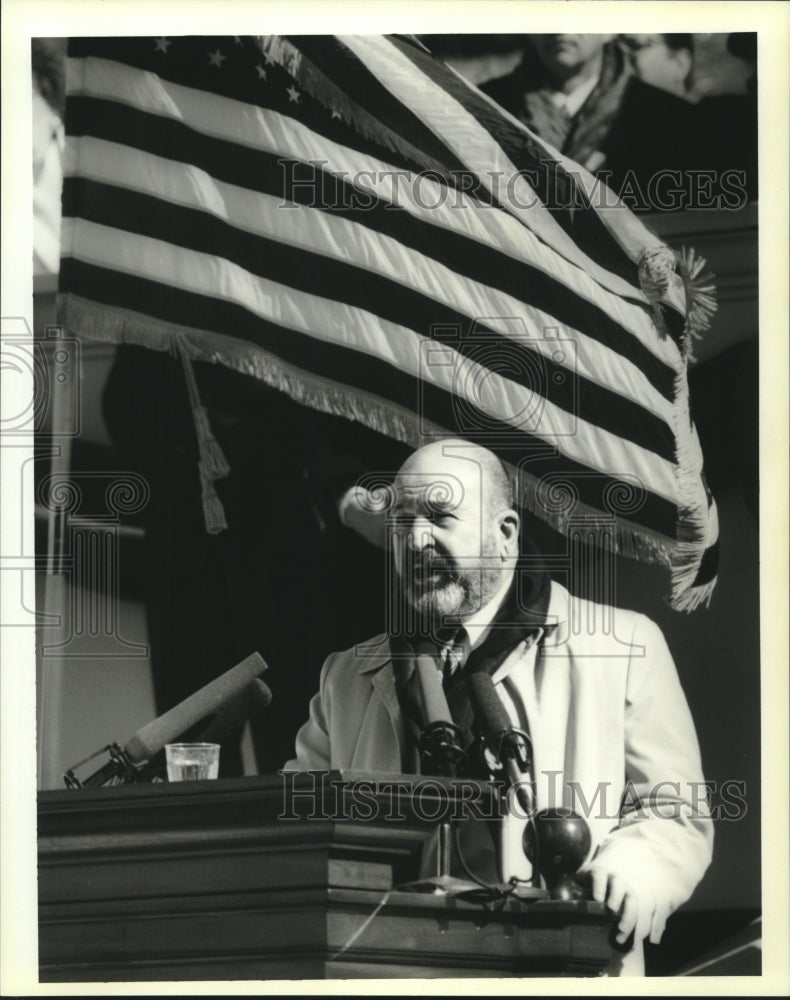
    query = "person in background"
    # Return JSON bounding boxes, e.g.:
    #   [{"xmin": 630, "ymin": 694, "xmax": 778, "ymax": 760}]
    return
[
  {"xmin": 692, "ymin": 33, "xmax": 758, "ymax": 202},
  {"xmin": 619, "ymin": 34, "xmax": 695, "ymax": 98},
  {"xmin": 480, "ymin": 34, "xmax": 701, "ymax": 210}
]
